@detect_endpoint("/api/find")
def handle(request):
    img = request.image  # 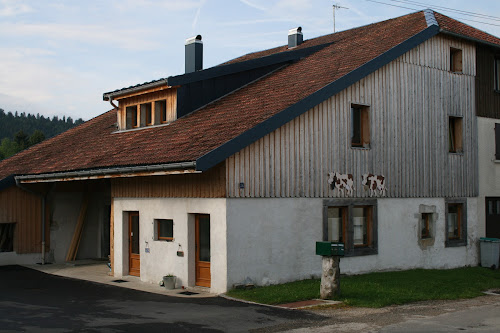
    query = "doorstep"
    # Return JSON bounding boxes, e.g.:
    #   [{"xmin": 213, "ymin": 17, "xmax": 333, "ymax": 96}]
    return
[{"xmin": 23, "ymin": 262, "xmax": 217, "ymax": 298}]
